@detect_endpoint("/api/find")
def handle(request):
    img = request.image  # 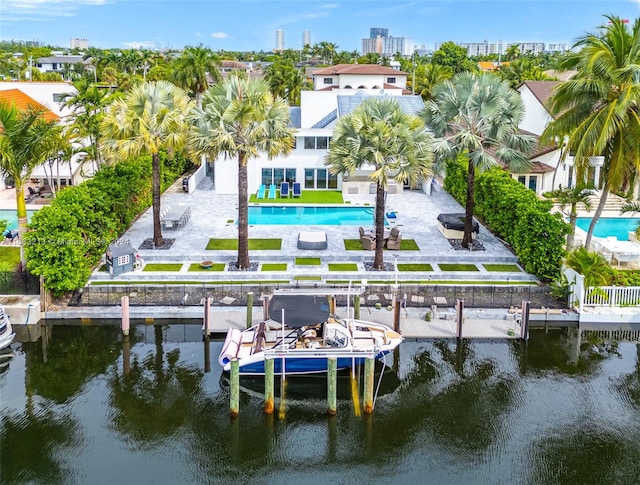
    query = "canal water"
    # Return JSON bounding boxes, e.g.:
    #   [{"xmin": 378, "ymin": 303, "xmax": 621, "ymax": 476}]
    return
[{"xmin": 1, "ymin": 323, "xmax": 639, "ymax": 485}]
